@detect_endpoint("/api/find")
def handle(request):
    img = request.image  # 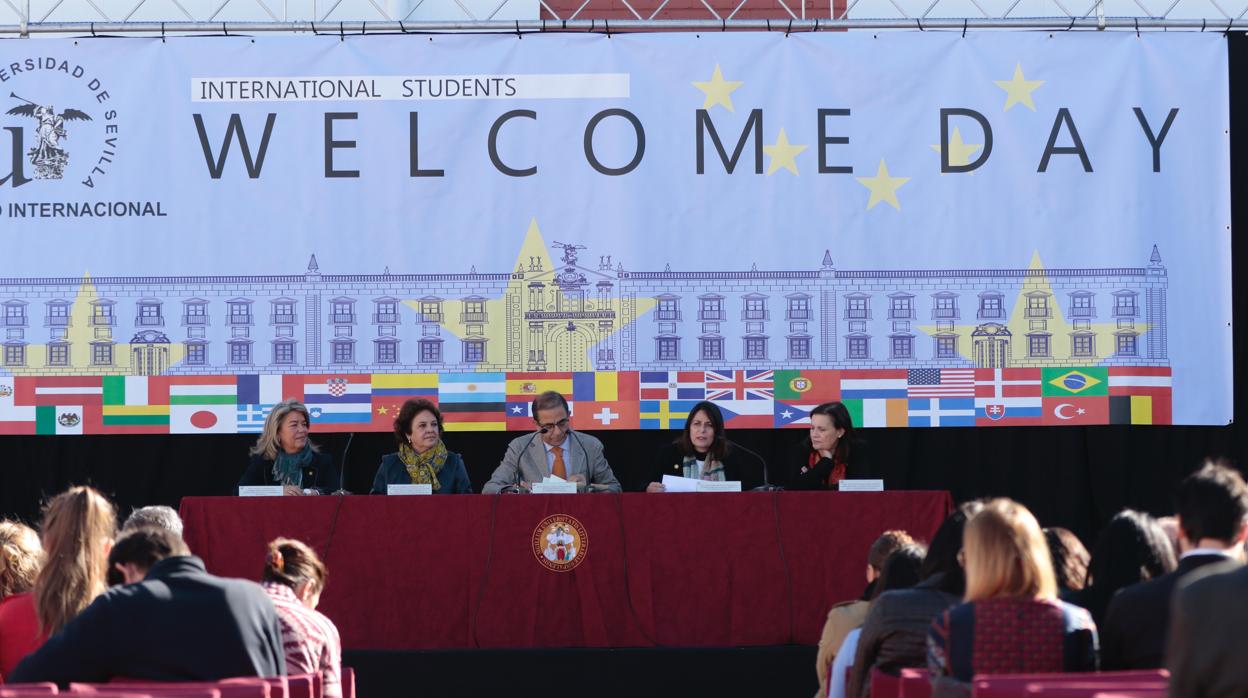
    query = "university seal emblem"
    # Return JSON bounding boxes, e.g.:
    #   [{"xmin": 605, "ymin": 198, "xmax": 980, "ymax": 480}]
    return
[{"xmin": 532, "ymin": 514, "xmax": 588, "ymax": 572}]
